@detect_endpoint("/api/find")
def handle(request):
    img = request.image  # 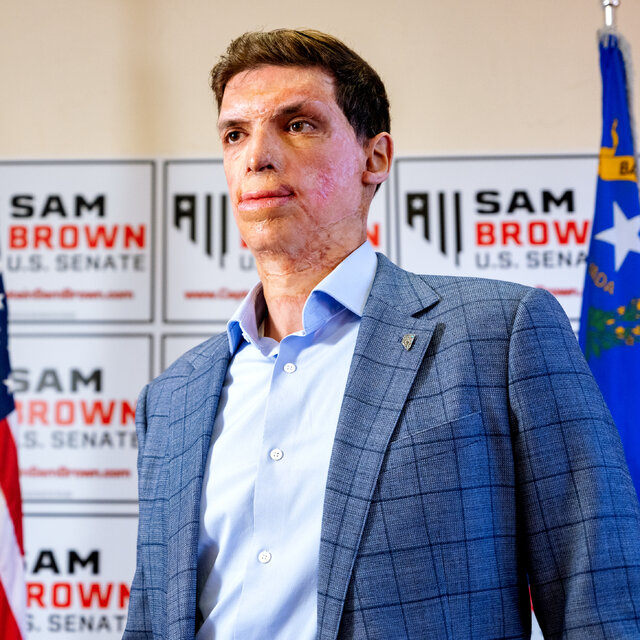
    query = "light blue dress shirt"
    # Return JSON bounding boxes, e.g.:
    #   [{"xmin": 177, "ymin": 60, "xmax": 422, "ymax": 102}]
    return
[{"xmin": 196, "ymin": 241, "xmax": 377, "ymax": 640}]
